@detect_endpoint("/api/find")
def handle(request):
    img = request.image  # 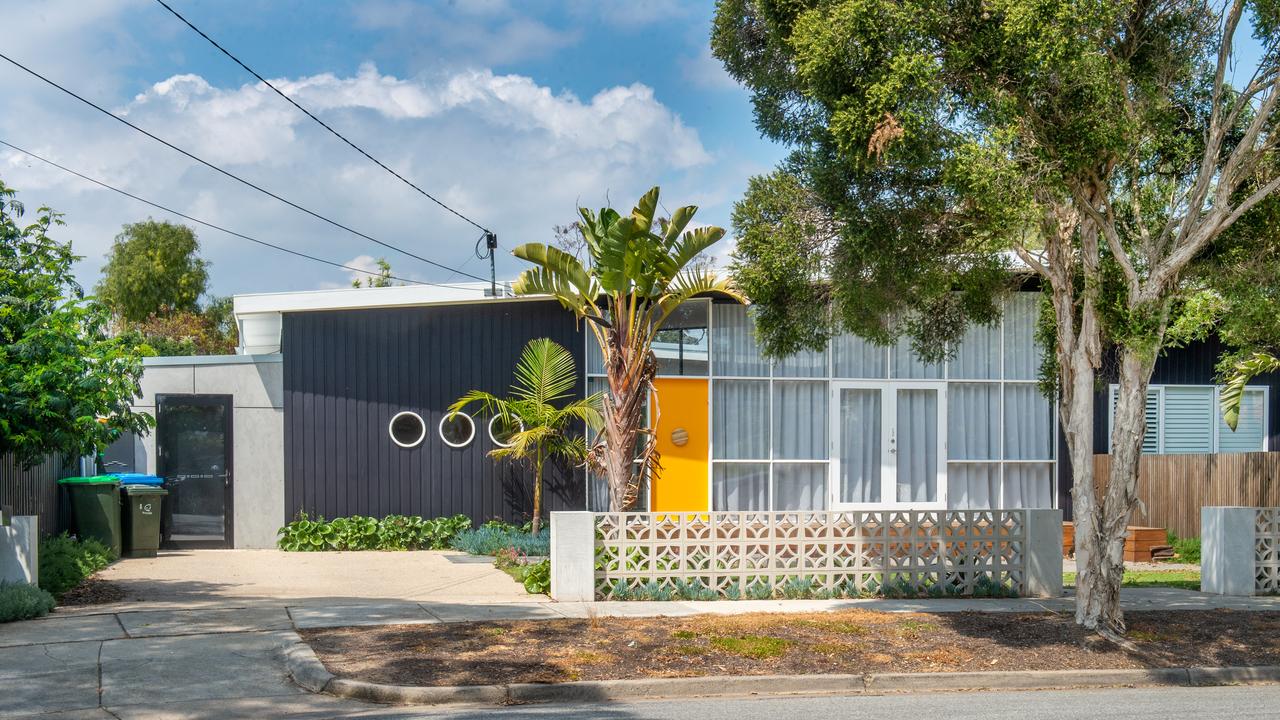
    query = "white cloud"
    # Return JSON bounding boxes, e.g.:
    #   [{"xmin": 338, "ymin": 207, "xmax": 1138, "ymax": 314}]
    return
[{"xmin": 681, "ymin": 45, "xmax": 740, "ymax": 91}]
